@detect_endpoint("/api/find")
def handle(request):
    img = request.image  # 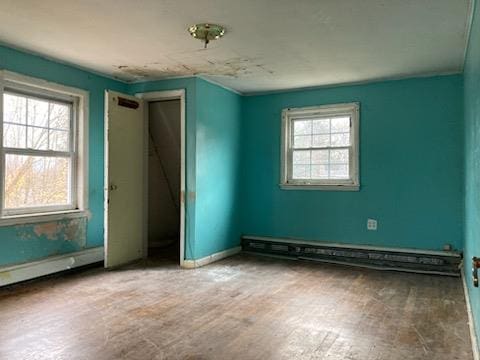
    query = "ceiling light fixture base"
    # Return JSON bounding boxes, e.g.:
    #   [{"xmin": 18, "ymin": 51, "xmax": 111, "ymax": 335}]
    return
[{"xmin": 188, "ymin": 23, "xmax": 226, "ymax": 48}]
